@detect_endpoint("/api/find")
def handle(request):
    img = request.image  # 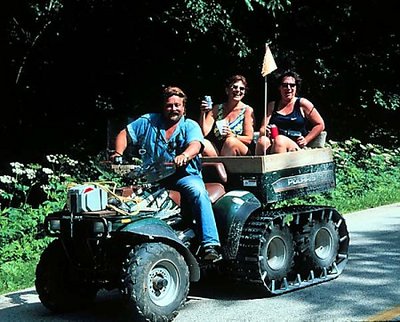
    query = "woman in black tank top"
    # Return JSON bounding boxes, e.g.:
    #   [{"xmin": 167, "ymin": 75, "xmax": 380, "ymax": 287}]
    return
[{"xmin": 255, "ymin": 70, "xmax": 325, "ymax": 155}]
